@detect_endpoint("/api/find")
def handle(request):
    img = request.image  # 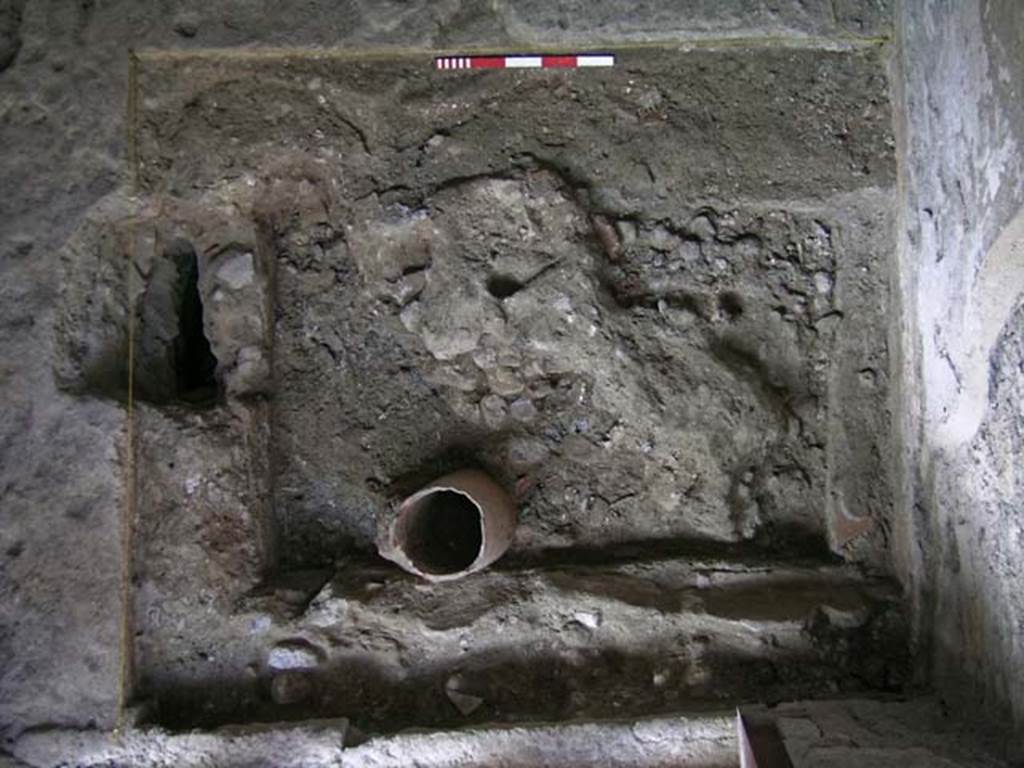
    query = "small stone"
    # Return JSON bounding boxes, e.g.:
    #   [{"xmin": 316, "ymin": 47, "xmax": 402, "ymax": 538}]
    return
[
  {"xmin": 732, "ymin": 235, "xmax": 762, "ymax": 260},
  {"xmin": 471, "ymin": 346, "xmax": 498, "ymax": 370},
  {"xmin": 573, "ymin": 611, "xmax": 601, "ymax": 630},
  {"xmin": 427, "ymin": 364, "xmax": 479, "ymax": 394},
  {"xmin": 4, "ymin": 236, "xmax": 34, "ymax": 260},
  {"xmin": 384, "ymin": 271, "xmax": 426, "ymax": 307},
  {"xmin": 813, "ymin": 270, "xmax": 834, "ymax": 294},
  {"xmin": 615, "ymin": 219, "xmax": 637, "ymax": 244},
  {"xmin": 445, "ymin": 676, "xmax": 483, "ymax": 716},
  {"xmin": 480, "ymin": 395, "xmax": 508, "ymax": 429},
  {"xmin": 561, "ymin": 434, "xmax": 592, "ymax": 459},
  {"xmin": 216, "ymin": 251, "xmax": 255, "ymax": 290},
  {"xmin": 508, "ymin": 397, "xmax": 538, "ymax": 423},
  {"xmin": 592, "ymin": 215, "xmax": 622, "ymax": 260},
  {"xmin": 815, "ymin": 313, "xmax": 843, "ymax": 334},
  {"xmin": 647, "ymin": 225, "xmax": 675, "ymax": 252},
  {"xmin": 270, "ymin": 671, "xmax": 313, "ymax": 705},
  {"xmin": 276, "ymin": 587, "xmax": 312, "ymax": 606},
  {"xmin": 488, "ymin": 367, "xmax": 524, "ymax": 397},
  {"xmin": 817, "ymin": 604, "xmax": 869, "ymax": 630},
  {"xmin": 688, "ymin": 214, "xmax": 717, "ymax": 241},
  {"xmin": 677, "ymin": 239, "xmax": 702, "ymax": 263},
  {"xmin": 542, "ymin": 356, "xmax": 574, "ymax": 376},
  {"xmin": 249, "ymin": 615, "xmax": 272, "ymax": 635},
  {"xmin": 637, "ymin": 88, "xmax": 663, "ymax": 111},
  {"xmin": 228, "ymin": 345, "xmax": 269, "ymax": 395},
  {"xmin": 173, "ymin": 12, "xmax": 200, "ymax": 38},
  {"xmin": 267, "ymin": 640, "xmax": 321, "ymax": 671},
  {"xmin": 507, "ymin": 438, "xmax": 549, "ymax": 471},
  {"xmin": 497, "ymin": 347, "xmax": 522, "ymax": 368}
]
